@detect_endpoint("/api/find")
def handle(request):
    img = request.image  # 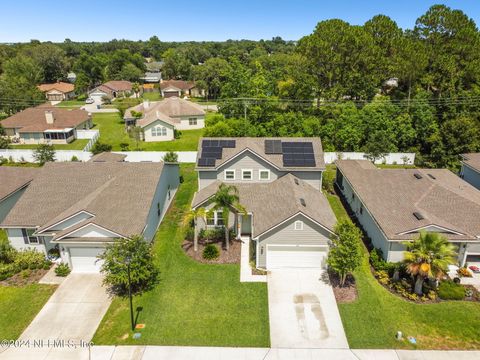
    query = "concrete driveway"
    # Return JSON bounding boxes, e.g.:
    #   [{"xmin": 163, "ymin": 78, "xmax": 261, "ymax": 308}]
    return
[
  {"xmin": 267, "ymin": 269, "xmax": 349, "ymax": 349},
  {"xmin": 20, "ymin": 273, "xmax": 111, "ymax": 342}
]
